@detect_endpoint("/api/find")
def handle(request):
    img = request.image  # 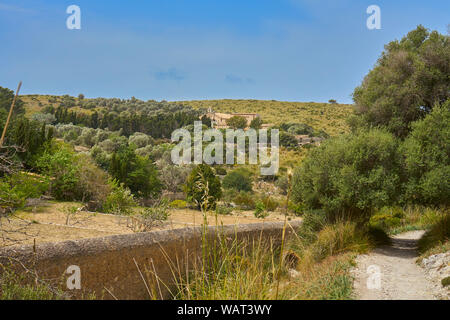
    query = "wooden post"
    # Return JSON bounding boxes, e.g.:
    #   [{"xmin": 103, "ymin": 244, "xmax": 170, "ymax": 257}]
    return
[{"xmin": 0, "ymin": 81, "xmax": 22, "ymax": 148}]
